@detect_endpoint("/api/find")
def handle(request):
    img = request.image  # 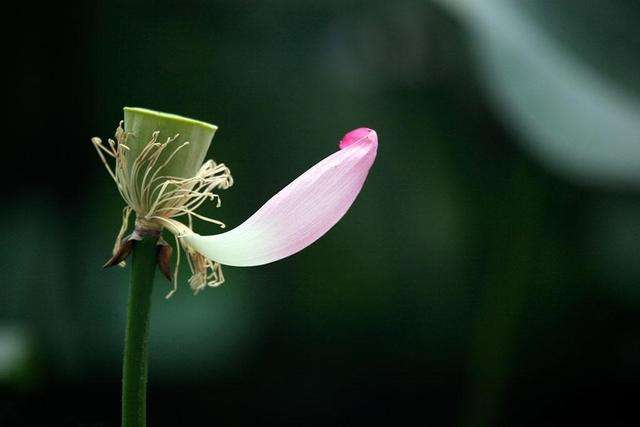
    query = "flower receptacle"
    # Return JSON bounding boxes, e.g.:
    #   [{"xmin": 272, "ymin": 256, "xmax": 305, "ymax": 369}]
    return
[{"xmin": 123, "ymin": 107, "xmax": 218, "ymax": 179}]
